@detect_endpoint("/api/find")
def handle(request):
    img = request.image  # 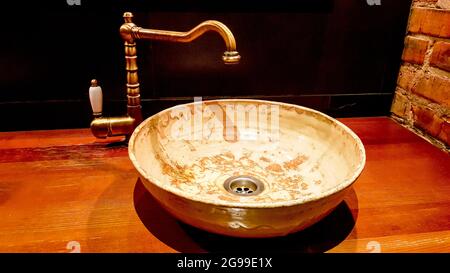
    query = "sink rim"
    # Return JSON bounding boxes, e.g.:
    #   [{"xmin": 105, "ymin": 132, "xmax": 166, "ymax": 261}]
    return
[{"xmin": 128, "ymin": 99, "xmax": 366, "ymax": 208}]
